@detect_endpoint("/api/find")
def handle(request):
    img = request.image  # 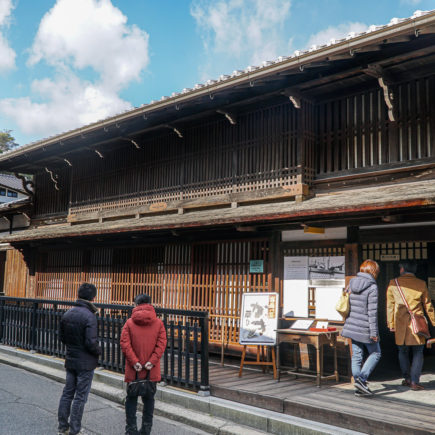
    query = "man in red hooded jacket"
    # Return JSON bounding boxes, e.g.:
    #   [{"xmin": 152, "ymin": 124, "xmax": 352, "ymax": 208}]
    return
[{"xmin": 120, "ymin": 294, "xmax": 167, "ymax": 435}]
